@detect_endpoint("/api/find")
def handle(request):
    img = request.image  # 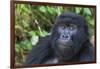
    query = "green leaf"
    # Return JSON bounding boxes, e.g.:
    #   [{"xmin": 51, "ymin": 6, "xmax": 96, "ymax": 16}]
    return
[
  {"xmin": 75, "ymin": 7, "xmax": 82, "ymax": 14},
  {"xmin": 39, "ymin": 6, "xmax": 47, "ymax": 12},
  {"xmin": 84, "ymin": 8, "xmax": 92, "ymax": 15},
  {"xmin": 31, "ymin": 34, "xmax": 39, "ymax": 45},
  {"xmin": 15, "ymin": 44, "xmax": 20, "ymax": 53}
]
